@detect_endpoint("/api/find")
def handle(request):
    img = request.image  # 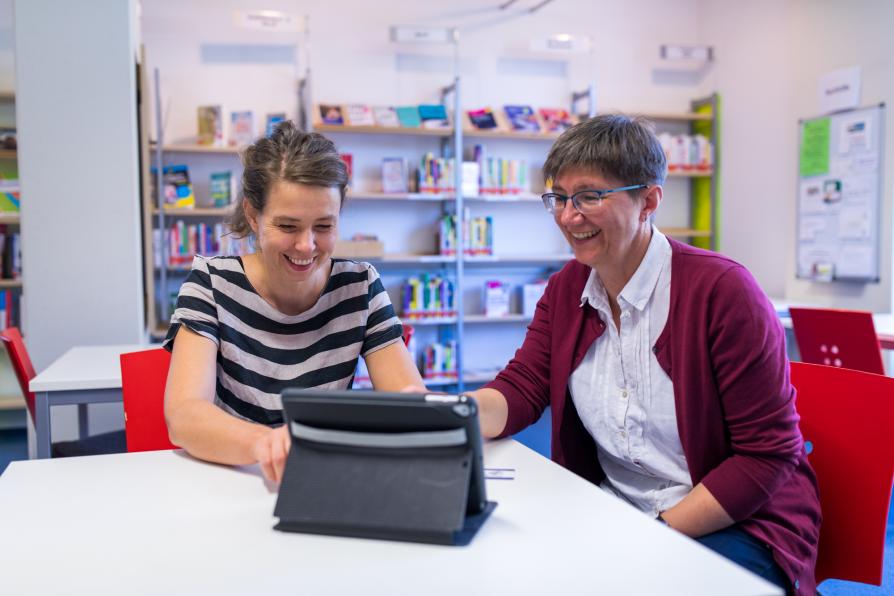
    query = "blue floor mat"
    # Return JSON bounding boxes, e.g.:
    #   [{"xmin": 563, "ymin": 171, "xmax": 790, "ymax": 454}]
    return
[{"xmin": 0, "ymin": 428, "xmax": 27, "ymax": 475}]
